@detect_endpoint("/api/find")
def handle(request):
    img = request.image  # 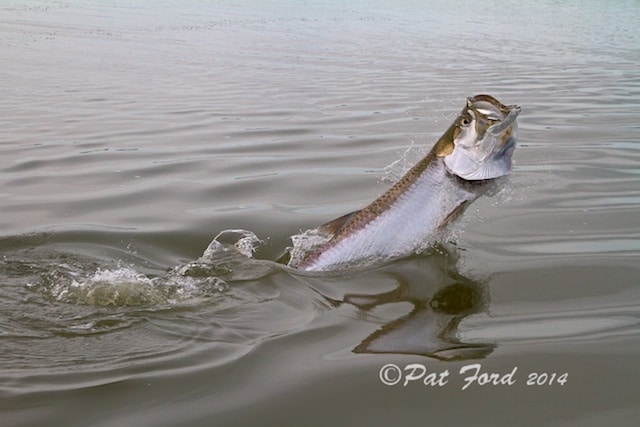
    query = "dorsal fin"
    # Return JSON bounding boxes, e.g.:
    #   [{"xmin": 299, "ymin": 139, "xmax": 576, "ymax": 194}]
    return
[{"xmin": 318, "ymin": 210, "xmax": 360, "ymax": 236}]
